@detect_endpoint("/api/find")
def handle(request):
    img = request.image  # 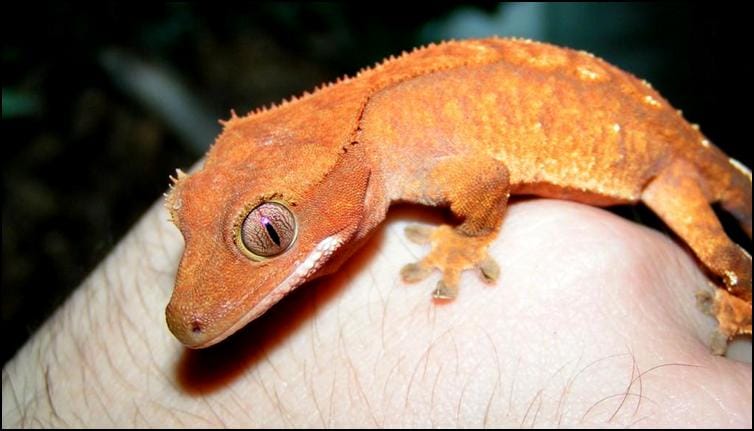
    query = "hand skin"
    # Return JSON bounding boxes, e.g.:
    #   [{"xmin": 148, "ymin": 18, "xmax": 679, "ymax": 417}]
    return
[{"xmin": 2, "ymin": 198, "xmax": 751, "ymax": 427}]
